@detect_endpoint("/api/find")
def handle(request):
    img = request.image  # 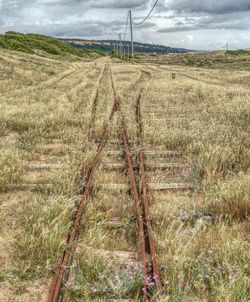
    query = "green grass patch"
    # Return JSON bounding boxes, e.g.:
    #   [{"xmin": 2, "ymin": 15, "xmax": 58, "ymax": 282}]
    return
[{"xmin": 0, "ymin": 31, "xmax": 105, "ymax": 58}]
